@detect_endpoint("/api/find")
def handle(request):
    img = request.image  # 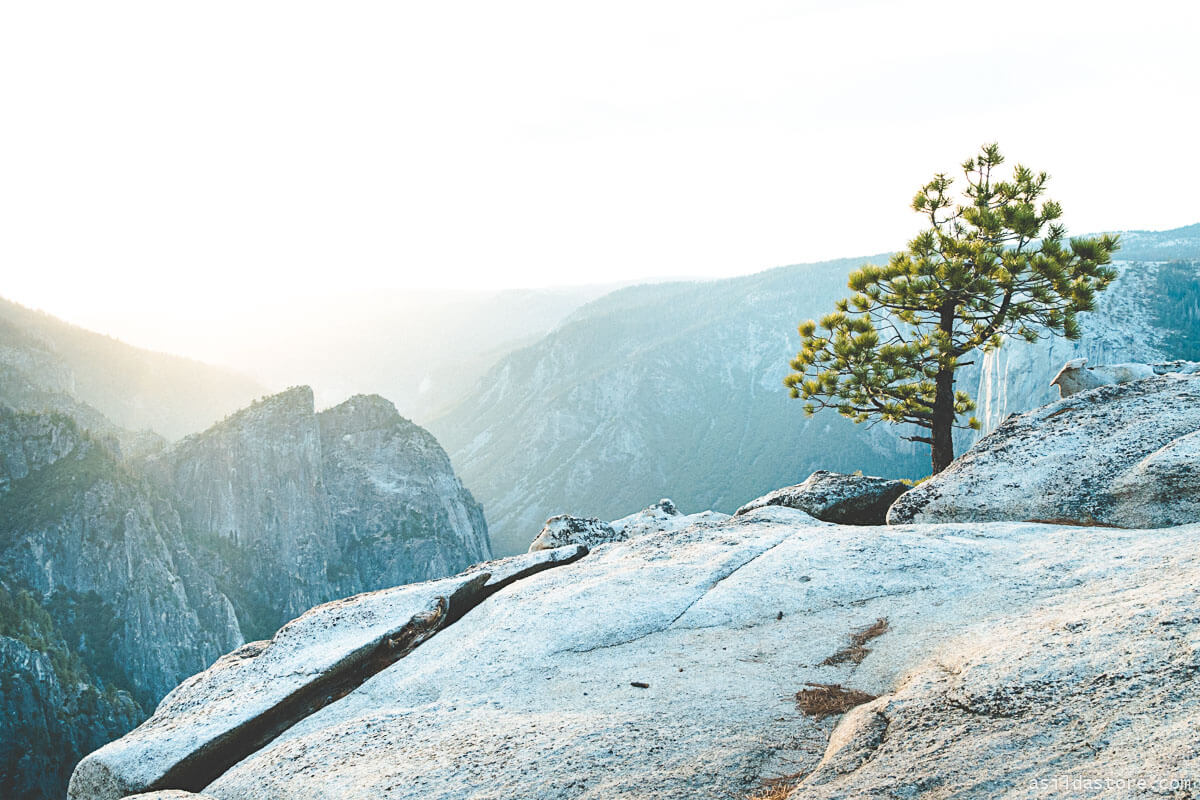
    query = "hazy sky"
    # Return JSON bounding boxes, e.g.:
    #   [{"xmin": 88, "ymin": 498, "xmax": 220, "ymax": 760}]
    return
[{"xmin": 3, "ymin": 0, "xmax": 1198, "ymax": 329}]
